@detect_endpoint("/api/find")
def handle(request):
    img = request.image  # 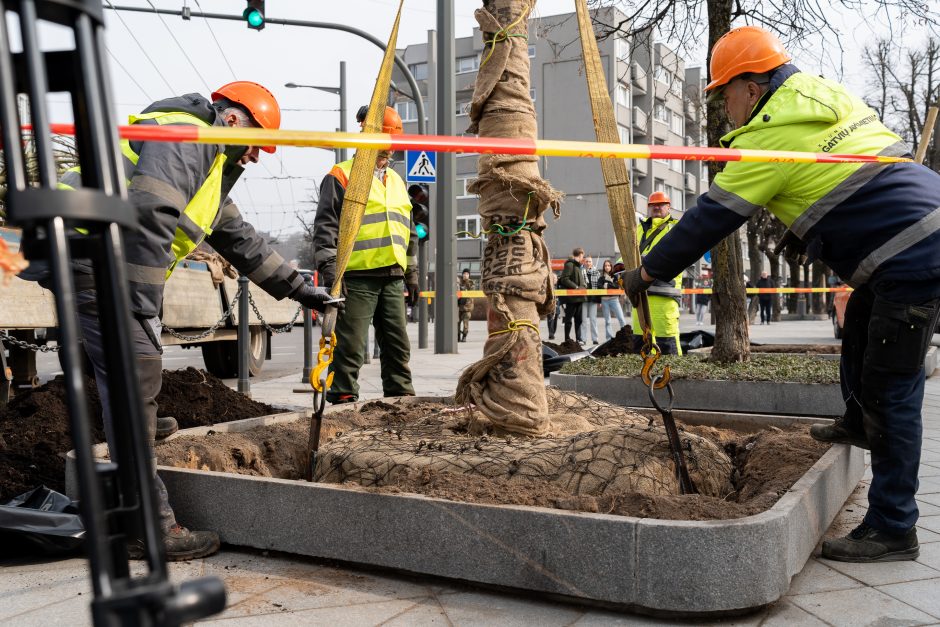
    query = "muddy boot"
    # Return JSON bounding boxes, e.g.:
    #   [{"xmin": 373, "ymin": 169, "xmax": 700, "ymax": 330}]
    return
[
  {"xmin": 810, "ymin": 408, "xmax": 869, "ymax": 449},
  {"xmin": 155, "ymin": 416, "xmax": 178, "ymax": 439},
  {"xmin": 128, "ymin": 524, "xmax": 221, "ymax": 561},
  {"xmin": 822, "ymin": 523, "xmax": 918, "ymax": 562}
]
